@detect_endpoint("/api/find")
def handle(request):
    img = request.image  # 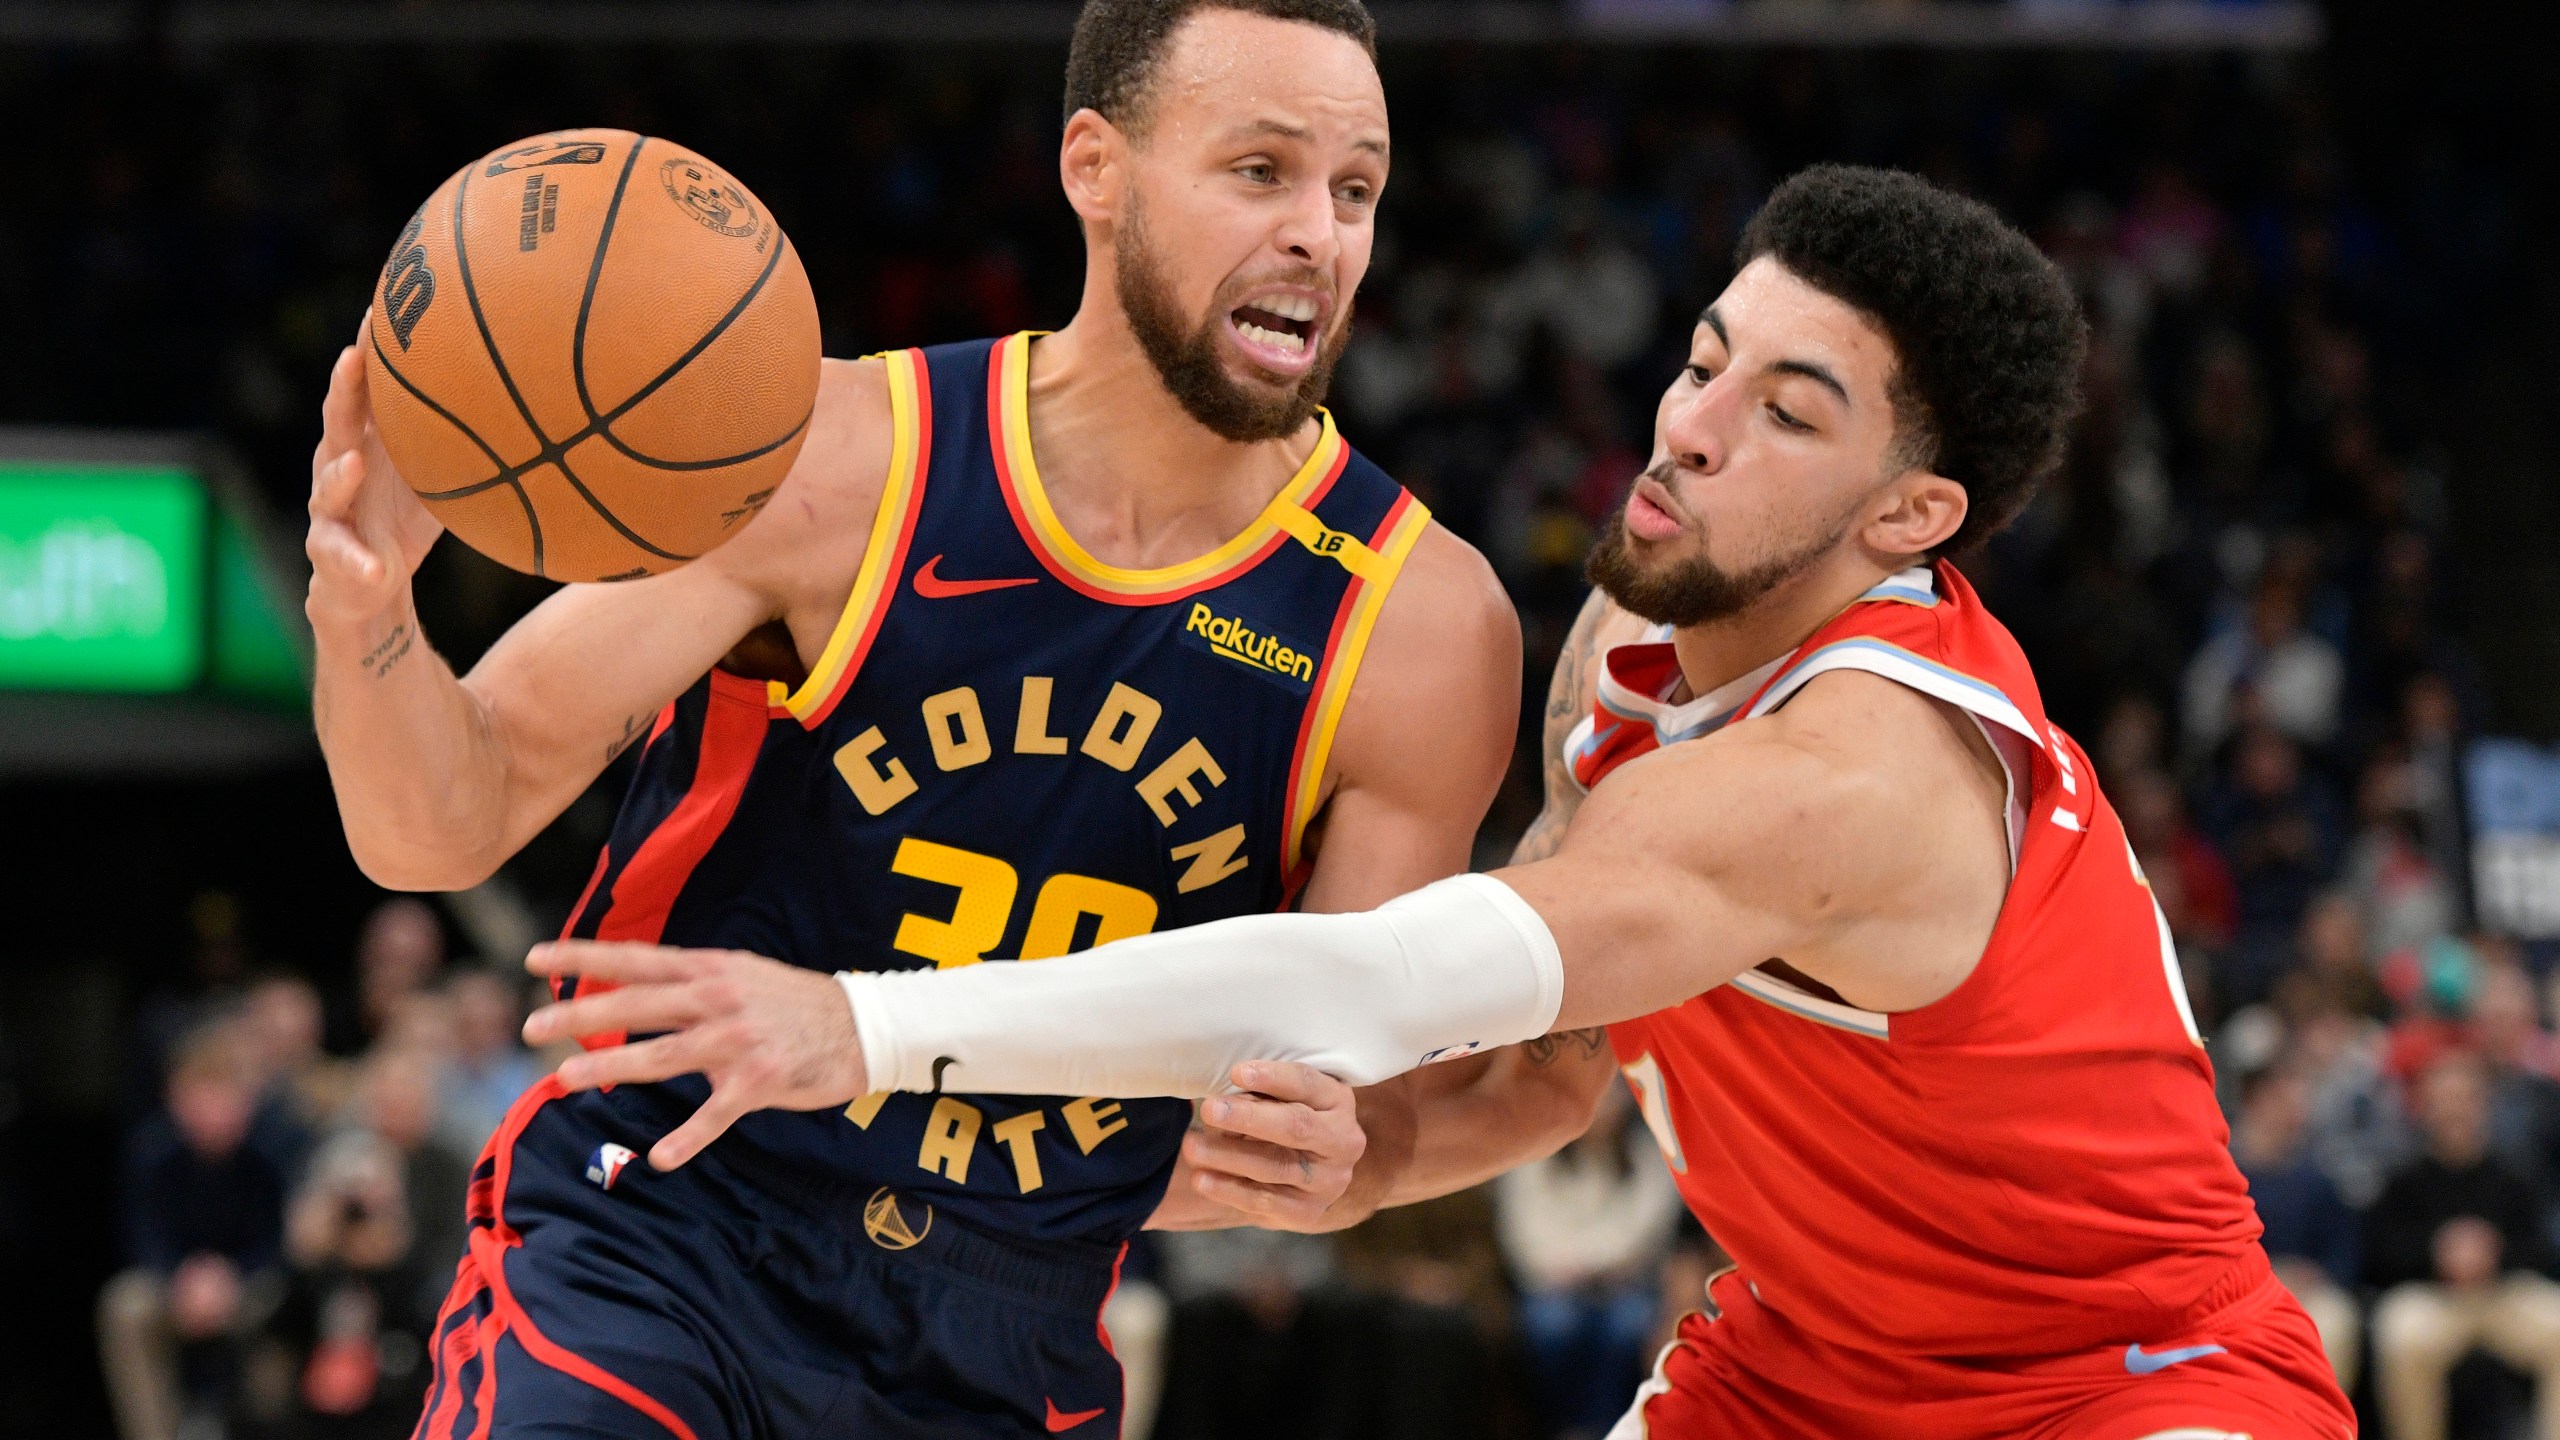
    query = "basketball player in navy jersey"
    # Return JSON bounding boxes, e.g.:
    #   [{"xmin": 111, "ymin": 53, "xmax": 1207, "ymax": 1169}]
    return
[{"xmin": 303, "ymin": 2, "xmax": 1516, "ymax": 1434}]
